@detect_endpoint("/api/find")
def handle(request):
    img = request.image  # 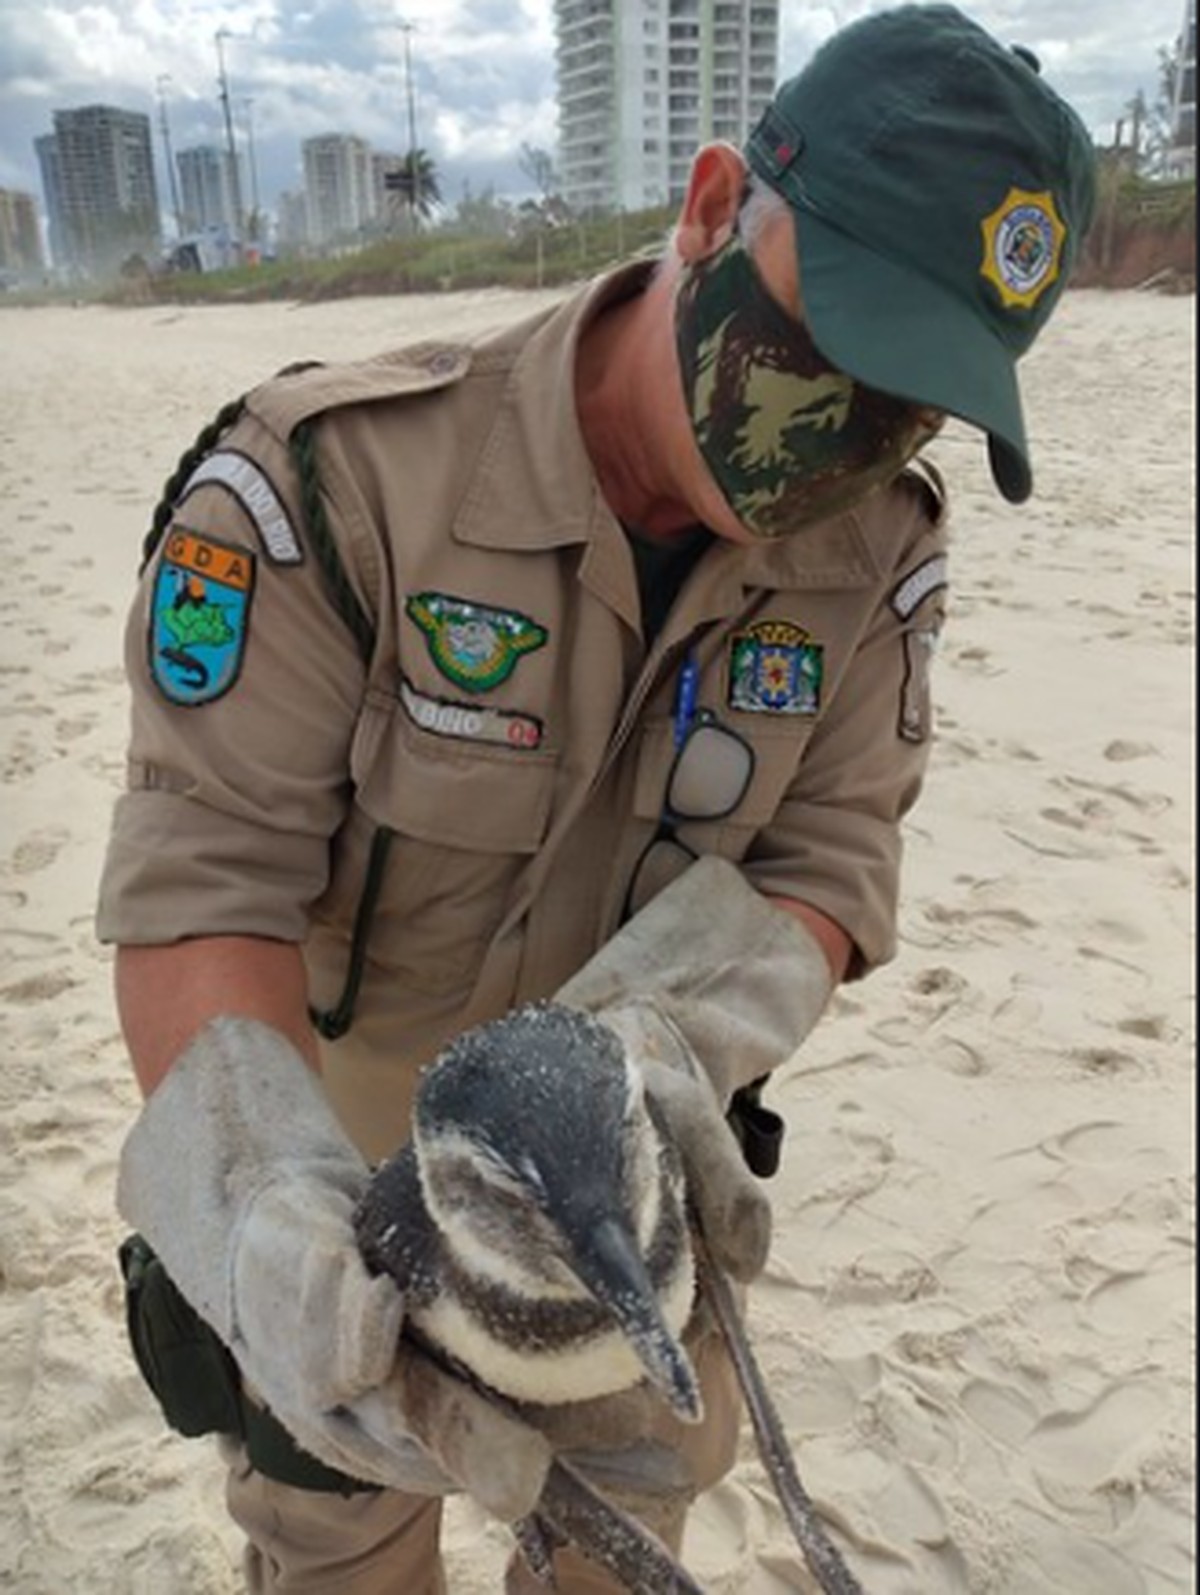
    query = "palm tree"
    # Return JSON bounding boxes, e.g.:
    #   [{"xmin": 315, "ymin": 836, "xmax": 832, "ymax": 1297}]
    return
[{"xmin": 385, "ymin": 148, "xmax": 442, "ymax": 233}]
